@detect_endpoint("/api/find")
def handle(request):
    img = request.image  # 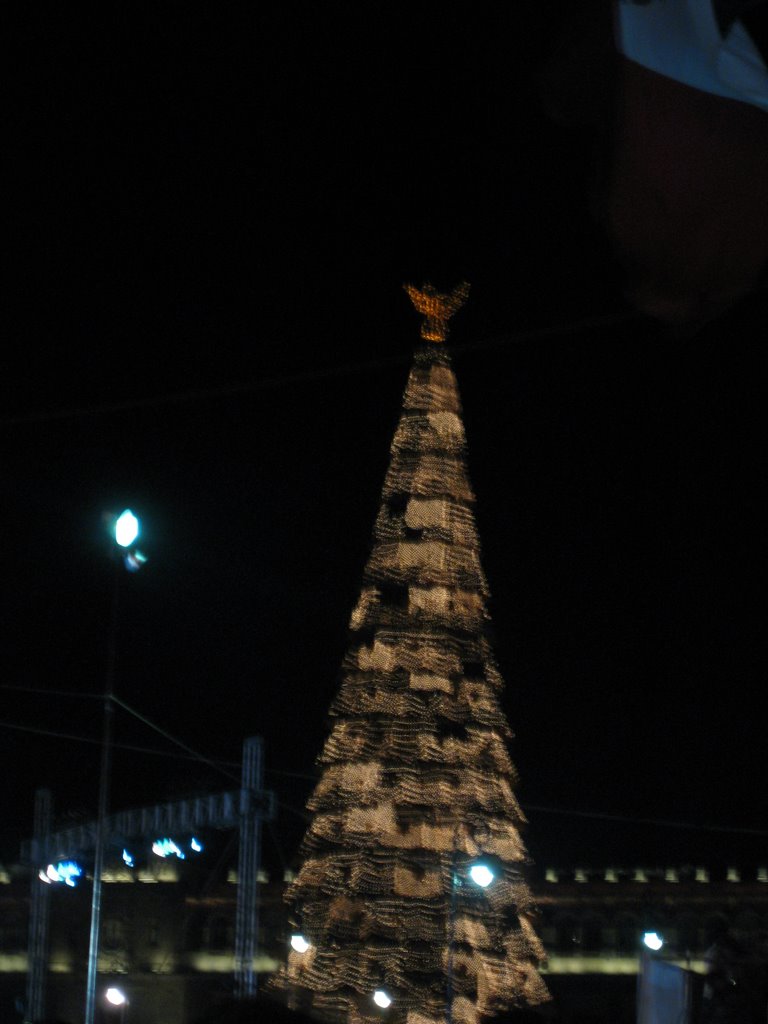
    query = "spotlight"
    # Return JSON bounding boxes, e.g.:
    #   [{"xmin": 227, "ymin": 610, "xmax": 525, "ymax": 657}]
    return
[
  {"xmin": 105, "ymin": 986, "xmax": 127, "ymax": 1006},
  {"xmin": 468, "ymin": 863, "xmax": 494, "ymax": 888},
  {"xmin": 114, "ymin": 510, "xmax": 140, "ymax": 548}
]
